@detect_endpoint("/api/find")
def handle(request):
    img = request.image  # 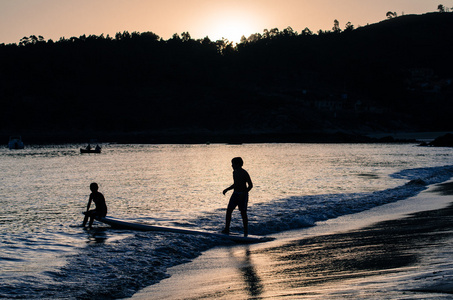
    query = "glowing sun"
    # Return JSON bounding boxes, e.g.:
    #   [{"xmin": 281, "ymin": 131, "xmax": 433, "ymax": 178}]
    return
[
  {"xmin": 212, "ymin": 17, "xmax": 255, "ymax": 43},
  {"xmin": 200, "ymin": 8, "xmax": 261, "ymax": 43}
]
